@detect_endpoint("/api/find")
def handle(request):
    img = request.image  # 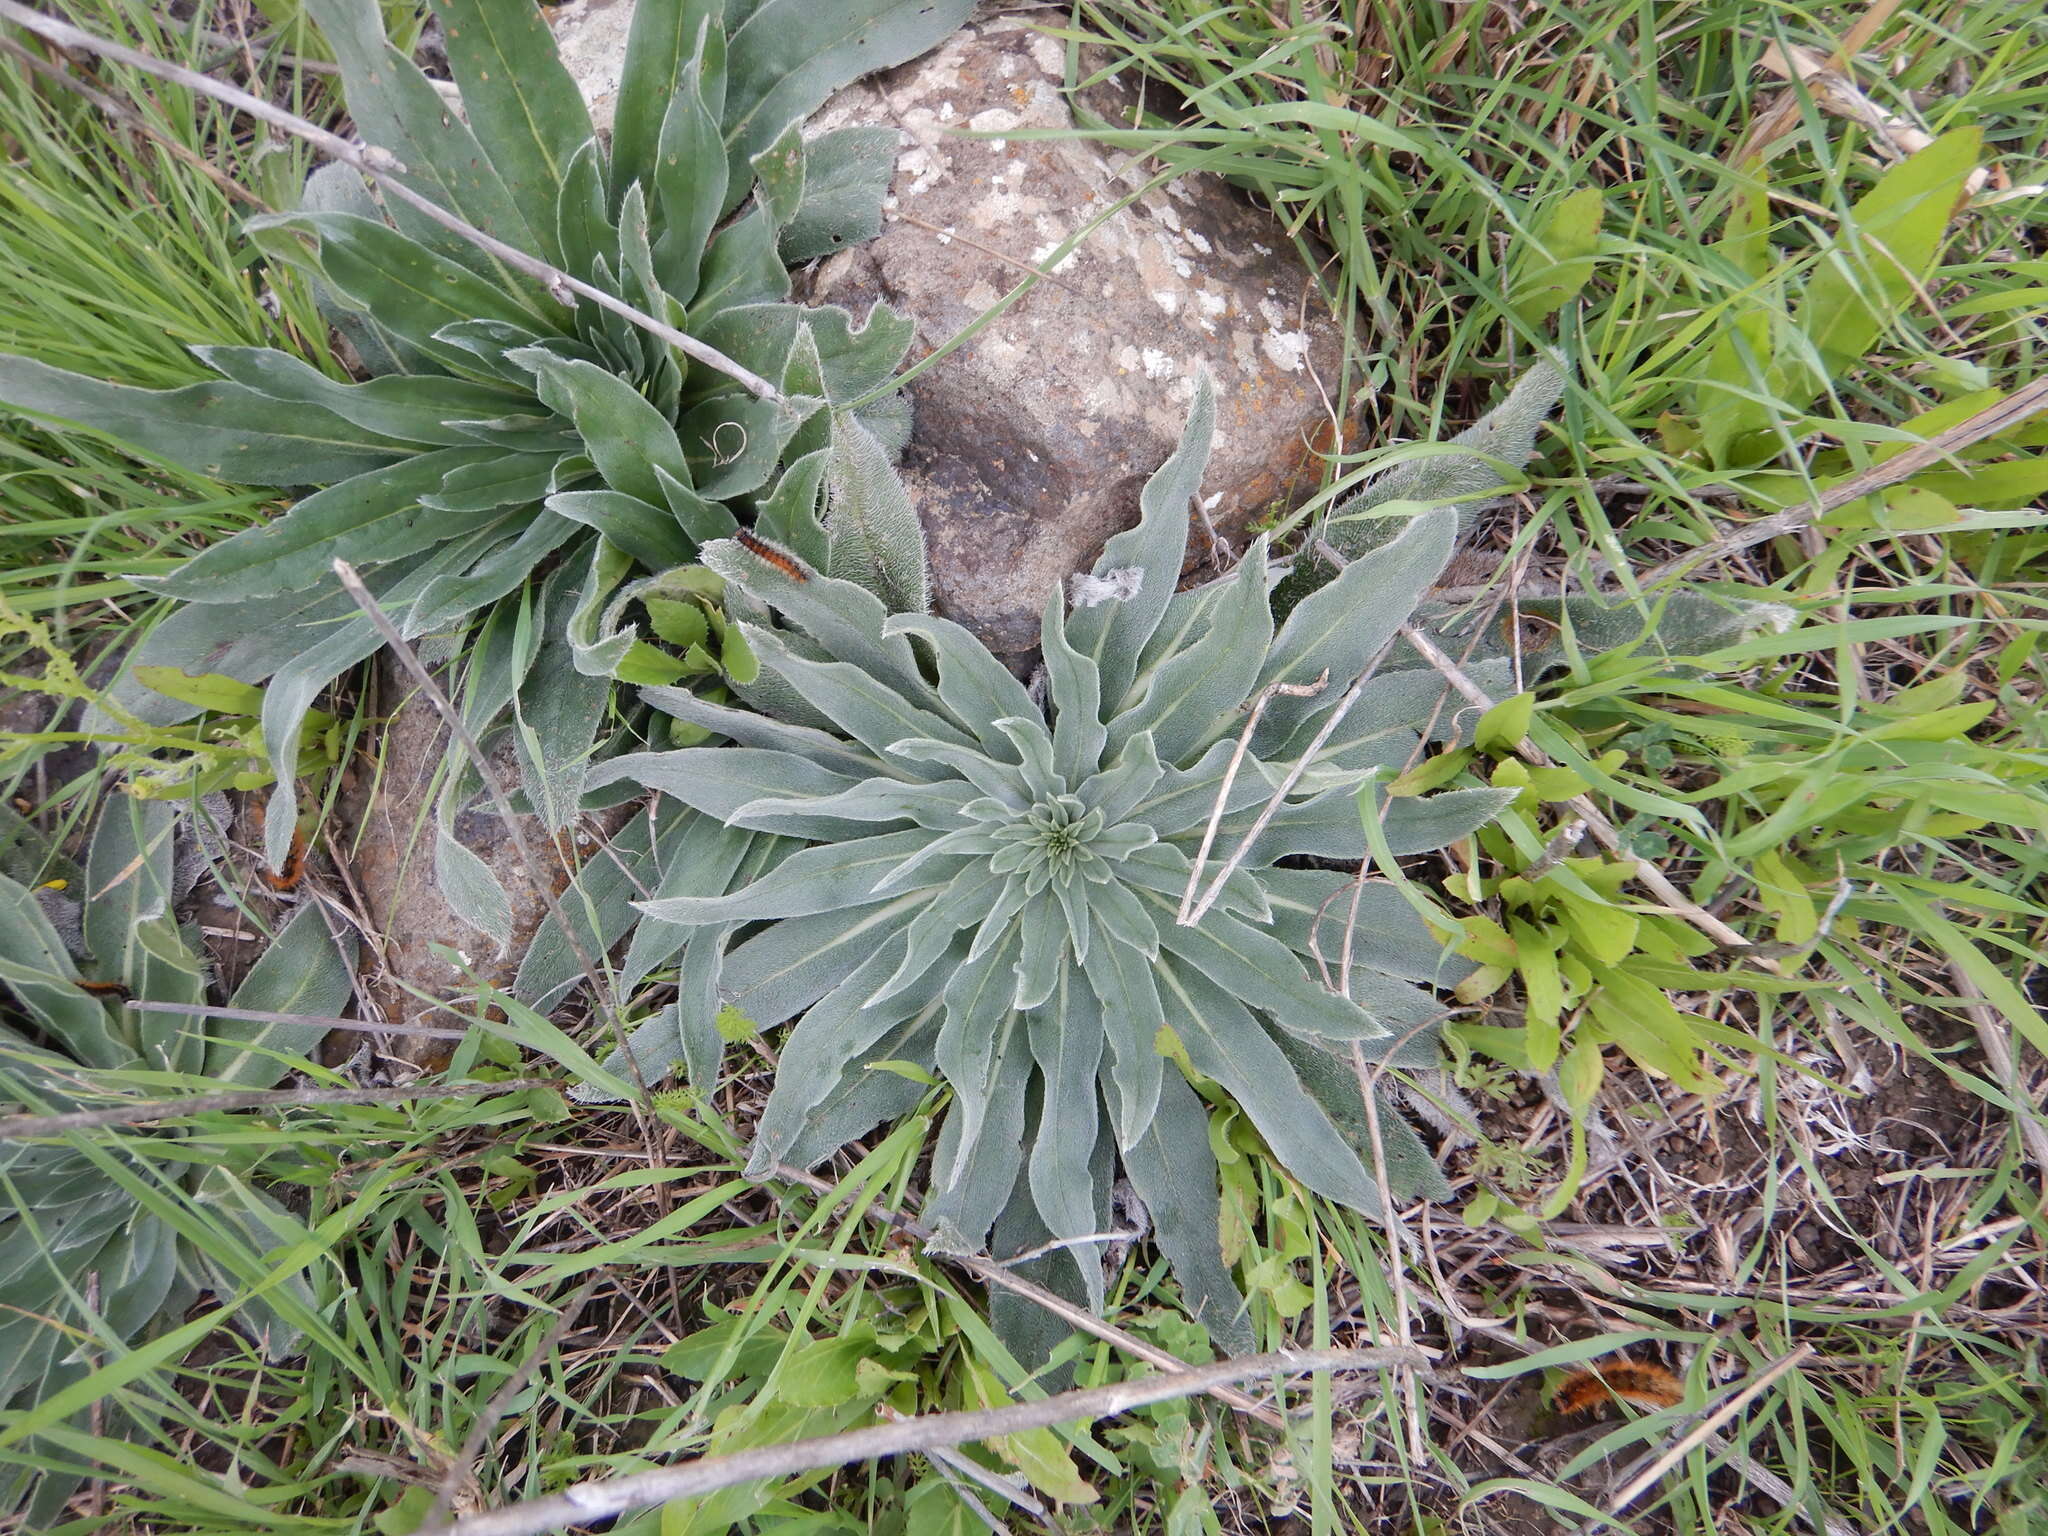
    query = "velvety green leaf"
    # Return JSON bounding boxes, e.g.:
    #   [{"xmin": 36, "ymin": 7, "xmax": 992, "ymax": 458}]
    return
[
  {"xmin": 652, "ymin": 35, "xmax": 730, "ymax": 304},
  {"xmin": 420, "ymin": 451, "xmax": 561, "ymax": 514},
  {"xmin": 249, "ymin": 211, "xmax": 552, "ymax": 365},
  {"xmin": 1256, "ymin": 510, "xmax": 1457, "ymax": 741},
  {"xmin": 0, "ymin": 874, "xmax": 119, "ymax": 1067},
  {"xmin": 778, "ymin": 1006, "xmax": 941, "ymax": 1169},
  {"xmin": 752, "ymin": 120, "xmax": 808, "ymax": 229},
  {"xmin": 256, "ymin": 535, "xmax": 499, "ymax": 867},
  {"xmin": 746, "ymin": 626, "xmax": 973, "ymax": 763},
  {"xmin": 1121, "ymin": 1069, "xmax": 1250, "ymax": 1353},
  {"xmin": 1157, "ymin": 957, "xmax": 1382, "ymax": 1215},
  {"xmin": 1270, "ymin": 1031, "xmax": 1452, "ymax": 1201},
  {"xmin": 1067, "ymin": 374, "xmax": 1213, "ymax": 709},
  {"xmin": 302, "ymin": 0, "xmax": 539, "ymax": 254},
  {"xmin": 1110, "ymin": 534, "xmax": 1272, "ymax": 766},
  {"xmin": 155, "ymin": 447, "xmax": 503, "ymax": 603},
  {"xmin": 431, "ymin": 0, "xmax": 594, "ymax": 265},
  {"xmin": 639, "ymin": 685, "xmax": 885, "ymax": 778},
  {"xmin": 825, "ymin": 412, "xmax": 929, "ymax": 612},
  {"xmin": 1077, "ymin": 934, "xmax": 1164, "ymax": 1150},
  {"xmin": 640, "ymin": 828, "xmax": 943, "ymax": 923},
  {"xmin": 722, "ymin": 892, "xmax": 926, "ymax": 1030},
  {"xmin": 0, "ymin": 353, "xmax": 412, "ymax": 486},
  {"xmin": 619, "ymin": 812, "xmax": 762, "ymax": 995},
  {"xmin": 514, "ymin": 574, "xmax": 613, "ymax": 830},
  {"xmin": 746, "ymin": 932, "xmax": 937, "ymax": 1174},
  {"xmin": 546, "ymin": 489, "xmax": 695, "ymax": 569},
  {"xmin": 524, "ymin": 352, "xmax": 691, "ymax": 505},
  {"xmin": 1161, "ymin": 906, "xmax": 1385, "ymax": 1041},
  {"xmin": 720, "ymin": 0, "xmax": 976, "ymax": 193},
  {"xmin": 927, "ymin": 925, "xmax": 1029, "ymax": 1253},
  {"xmin": 1041, "ymin": 593, "xmax": 1106, "ymax": 788},
  {"xmin": 511, "ymin": 806, "xmax": 657, "ymax": 1013},
  {"xmin": 691, "ymin": 206, "xmax": 791, "ymax": 325},
  {"xmin": 680, "ymin": 392, "xmax": 786, "ymax": 498},
  {"xmin": 611, "ymin": 2, "xmax": 724, "ymax": 209},
  {"xmin": 889, "ymin": 614, "xmax": 1040, "ymax": 753},
  {"xmin": 435, "ymin": 820, "xmax": 515, "ymax": 954},
  {"xmin": 194, "ymin": 346, "xmax": 528, "ymax": 447},
  {"xmin": 402, "ymin": 511, "xmax": 582, "ymax": 638},
  {"xmin": 1259, "ymin": 870, "xmax": 1465, "ymax": 987},
  {"xmin": 1025, "ymin": 969, "xmax": 1105, "ymax": 1304},
  {"xmin": 779, "ymin": 127, "xmax": 898, "ymax": 263},
  {"xmin": 708, "ymin": 539, "xmax": 922, "ymax": 698},
  {"xmin": 588, "ymin": 746, "xmax": 864, "ymax": 829},
  {"xmin": 206, "ymin": 906, "xmax": 358, "ymax": 1086}
]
